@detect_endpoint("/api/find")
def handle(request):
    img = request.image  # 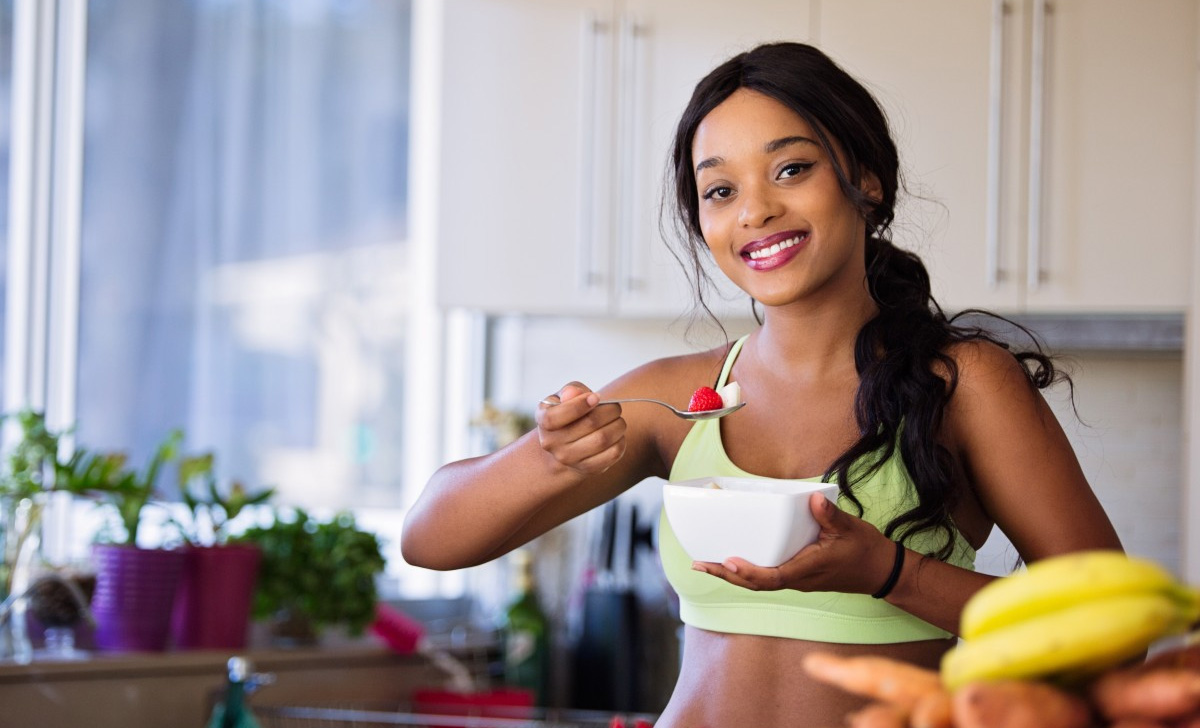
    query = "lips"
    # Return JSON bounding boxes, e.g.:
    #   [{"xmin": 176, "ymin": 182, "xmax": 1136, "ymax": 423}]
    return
[{"xmin": 739, "ymin": 230, "xmax": 809, "ymax": 271}]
